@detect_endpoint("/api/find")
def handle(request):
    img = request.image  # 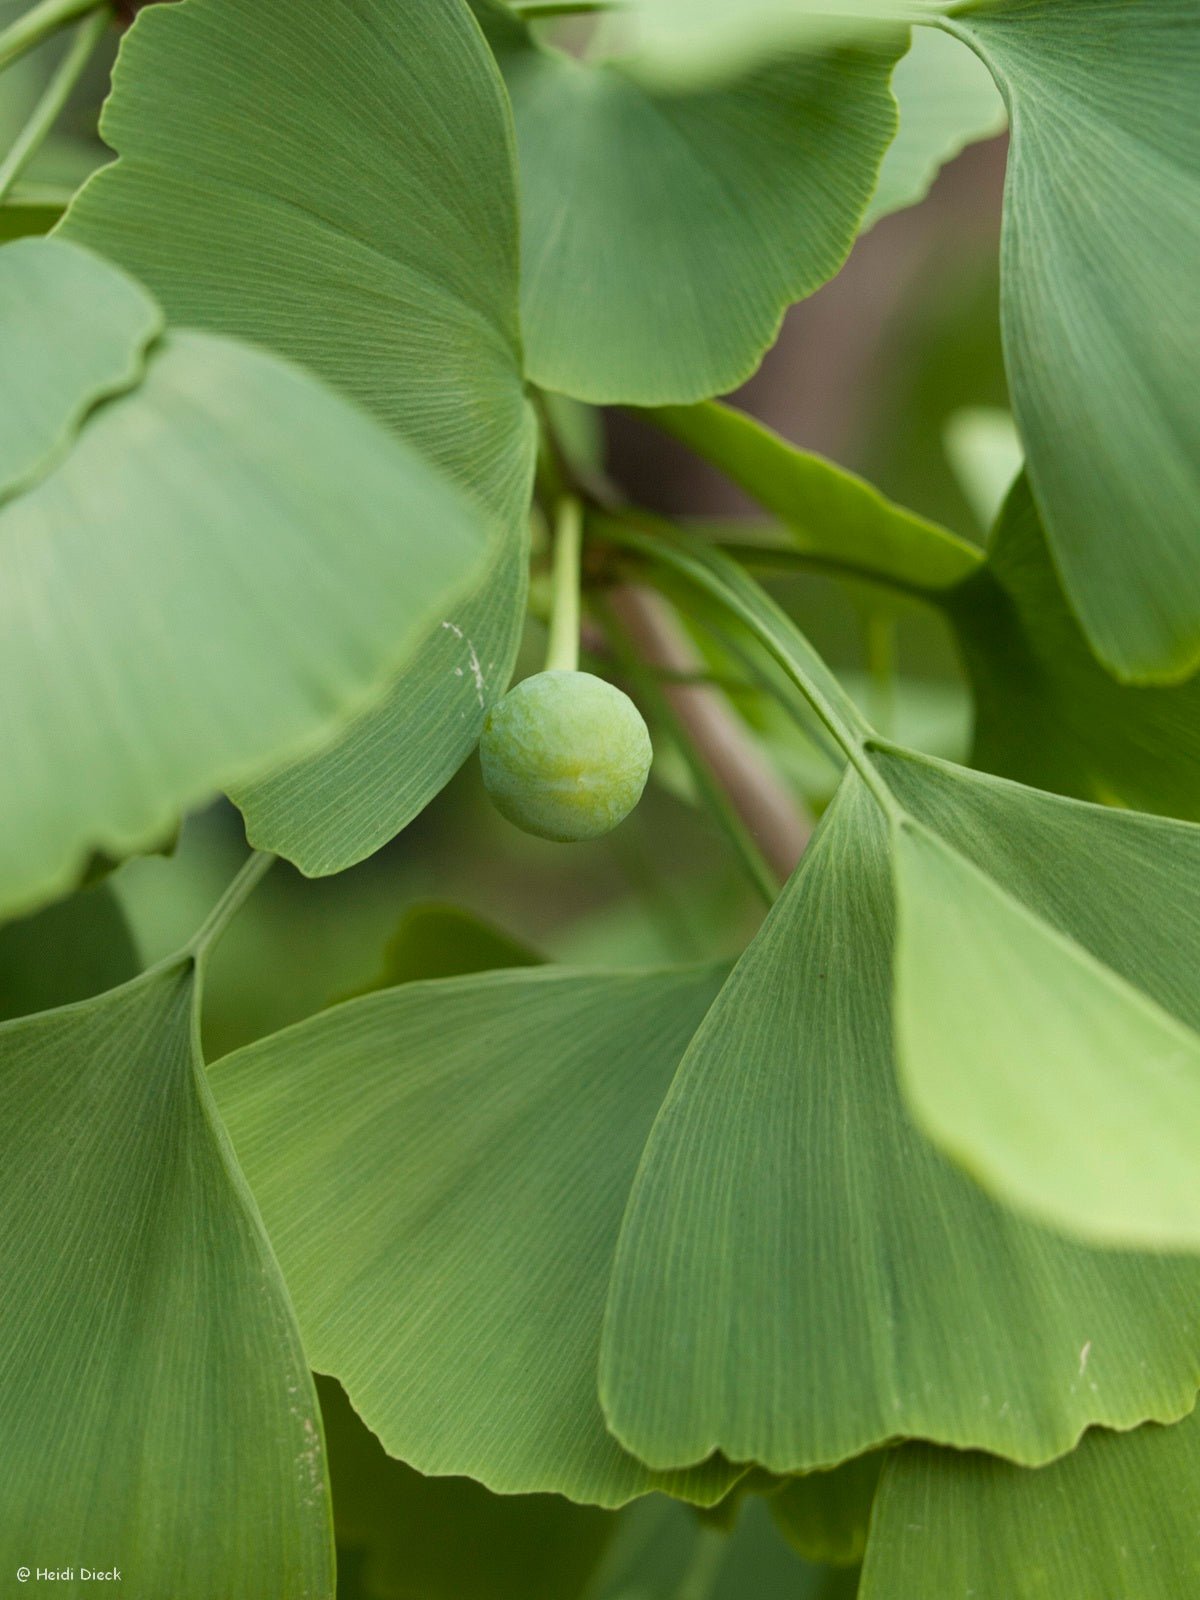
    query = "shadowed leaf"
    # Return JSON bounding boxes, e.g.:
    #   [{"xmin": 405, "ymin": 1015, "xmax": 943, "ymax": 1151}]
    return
[
  {"xmin": 952, "ymin": 477, "xmax": 1200, "ymax": 821},
  {"xmin": 344, "ymin": 903, "xmax": 541, "ymax": 998},
  {"xmin": 320, "ymin": 1377, "xmax": 614, "ymax": 1600},
  {"xmin": 0, "ymin": 882, "xmax": 138, "ymax": 1022}
]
